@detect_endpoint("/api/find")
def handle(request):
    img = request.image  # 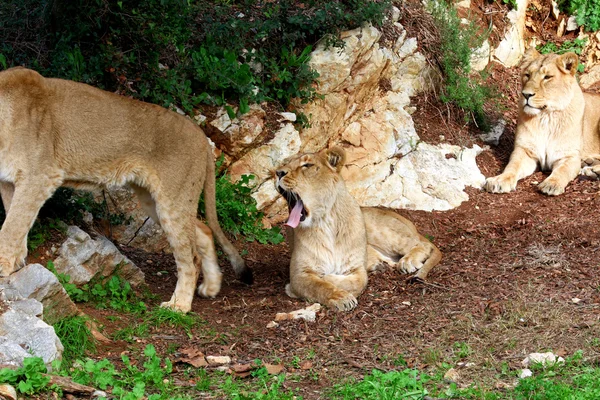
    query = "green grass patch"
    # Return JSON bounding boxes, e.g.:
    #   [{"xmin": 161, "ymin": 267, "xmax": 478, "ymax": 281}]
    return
[{"xmin": 53, "ymin": 315, "xmax": 97, "ymax": 367}]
